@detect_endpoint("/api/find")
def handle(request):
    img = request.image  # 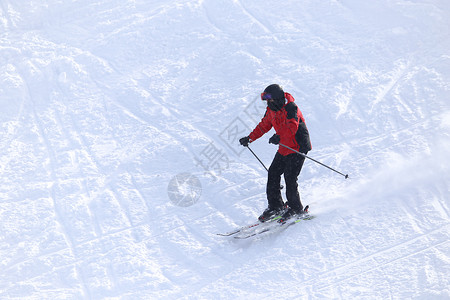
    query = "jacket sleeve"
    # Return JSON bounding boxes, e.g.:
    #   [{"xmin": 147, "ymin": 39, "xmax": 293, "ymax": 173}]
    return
[
  {"xmin": 248, "ymin": 109, "xmax": 273, "ymax": 142},
  {"xmin": 280, "ymin": 102, "xmax": 299, "ymax": 139},
  {"xmin": 294, "ymin": 106, "xmax": 312, "ymax": 153}
]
